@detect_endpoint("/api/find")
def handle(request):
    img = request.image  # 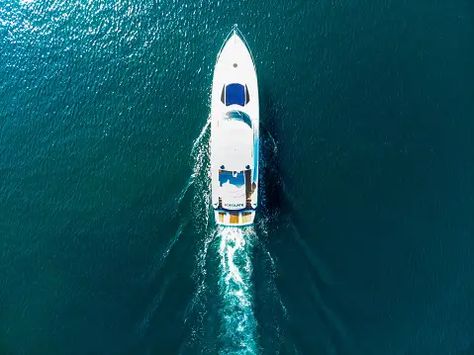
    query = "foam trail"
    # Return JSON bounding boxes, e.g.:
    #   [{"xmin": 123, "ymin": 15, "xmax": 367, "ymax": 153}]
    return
[
  {"xmin": 190, "ymin": 118, "xmax": 212, "ymax": 232},
  {"xmin": 139, "ymin": 120, "xmax": 212, "ymax": 339},
  {"xmin": 174, "ymin": 119, "xmax": 210, "ymax": 209},
  {"xmin": 217, "ymin": 226, "xmax": 258, "ymax": 354},
  {"xmin": 181, "ymin": 118, "xmax": 214, "ymax": 349},
  {"xmin": 183, "ymin": 118, "xmax": 259, "ymax": 353}
]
